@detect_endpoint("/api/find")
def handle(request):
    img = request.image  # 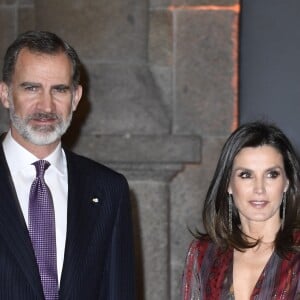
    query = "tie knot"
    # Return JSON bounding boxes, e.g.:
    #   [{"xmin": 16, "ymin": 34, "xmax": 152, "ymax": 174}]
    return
[{"xmin": 33, "ymin": 160, "xmax": 50, "ymax": 178}]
